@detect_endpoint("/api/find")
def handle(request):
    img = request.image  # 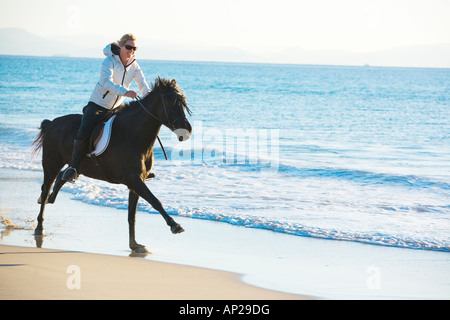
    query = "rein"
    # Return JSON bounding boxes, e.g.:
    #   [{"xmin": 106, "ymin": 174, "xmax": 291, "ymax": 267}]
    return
[{"xmin": 135, "ymin": 95, "xmax": 168, "ymax": 160}]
